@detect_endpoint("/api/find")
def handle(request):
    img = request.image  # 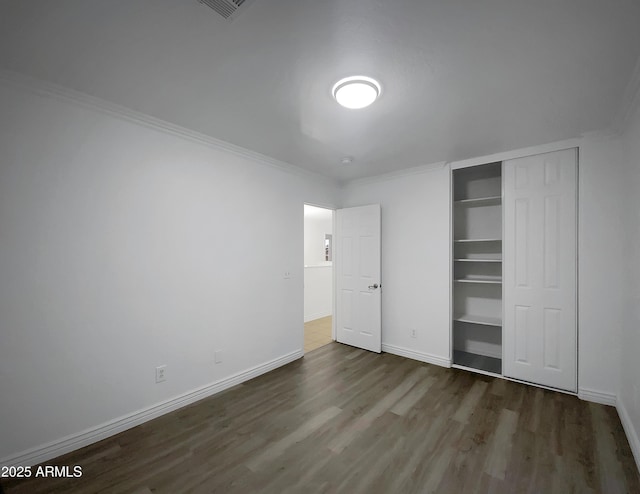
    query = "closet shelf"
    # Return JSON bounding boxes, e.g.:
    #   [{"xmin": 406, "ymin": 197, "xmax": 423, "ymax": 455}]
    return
[
  {"xmin": 454, "ymin": 196, "xmax": 501, "ymax": 207},
  {"xmin": 452, "ymin": 163, "xmax": 504, "ymax": 379},
  {"xmin": 453, "ymin": 350, "xmax": 502, "ymax": 375},
  {"xmin": 454, "ymin": 258, "xmax": 502, "ymax": 263},
  {"xmin": 455, "ymin": 277, "xmax": 502, "ymax": 284},
  {"xmin": 453, "ymin": 314, "xmax": 502, "ymax": 327},
  {"xmin": 454, "ymin": 238, "xmax": 502, "ymax": 243}
]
